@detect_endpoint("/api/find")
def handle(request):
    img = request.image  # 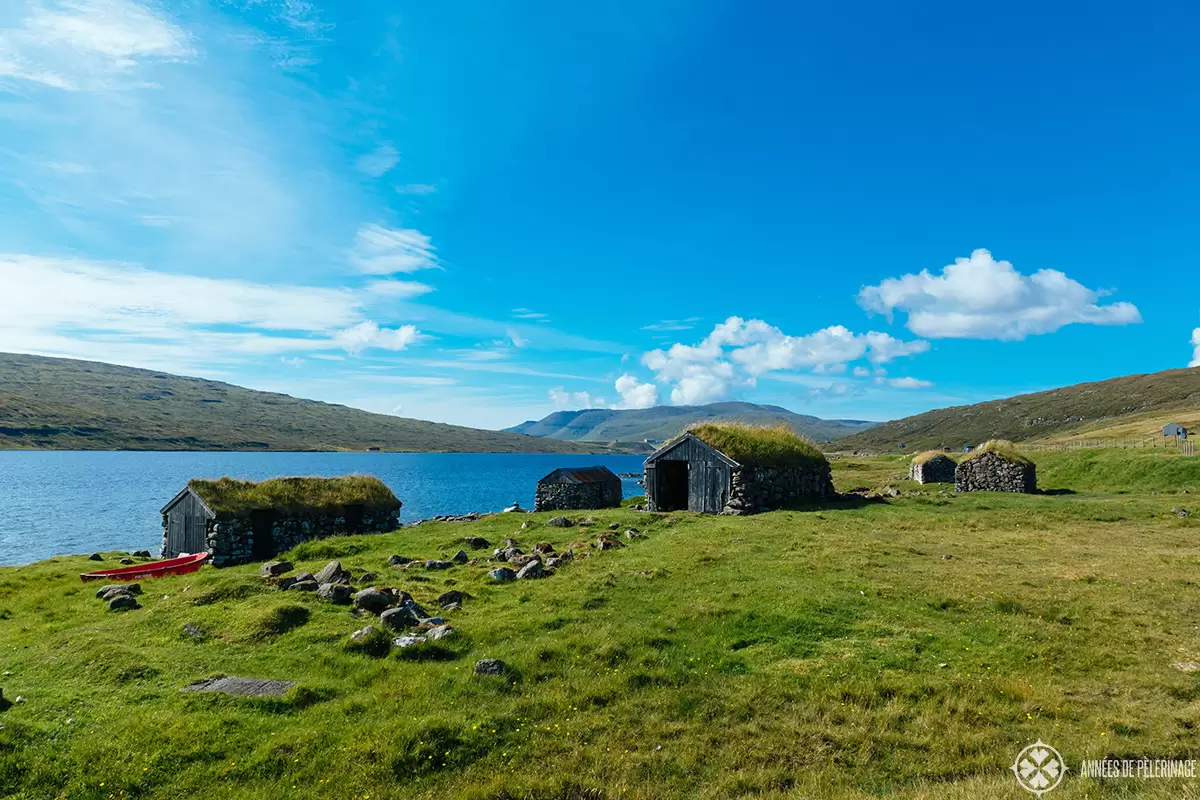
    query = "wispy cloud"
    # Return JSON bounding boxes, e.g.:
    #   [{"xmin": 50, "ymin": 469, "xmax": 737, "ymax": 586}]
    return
[
  {"xmin": 355, "ymin": 143, "xmax": 399, "ymax": 177},
  {"xmin": 350, "ymin": 223, "xmax": 440, "ymax": 274},
  {"xmin": 642, "ymin": 317, "xmax": 701, "ymax": 332},
  {"xmin": 512, "ymin": 307, "xmax": 548, "ymax": 320}
]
